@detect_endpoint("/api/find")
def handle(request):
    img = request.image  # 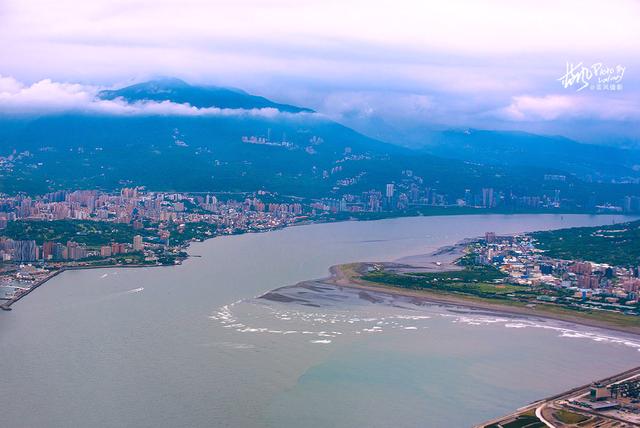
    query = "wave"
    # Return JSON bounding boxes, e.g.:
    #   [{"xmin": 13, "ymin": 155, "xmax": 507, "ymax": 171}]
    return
[
  {"xmin": 453, "ymin": 314, "xmax": 640, "ymax": 351},
  {"xmin": 208, "ymin": 297, "xmax": 640, "ymax": 353}
]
